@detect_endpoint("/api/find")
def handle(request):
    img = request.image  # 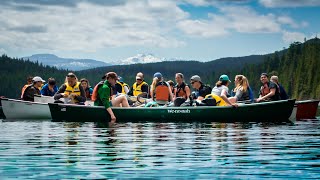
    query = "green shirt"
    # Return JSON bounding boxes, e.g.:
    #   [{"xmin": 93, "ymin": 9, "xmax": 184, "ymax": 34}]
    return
[{"xmin": 94, "ymin": 81, "xmax": 112, "ymax": 109}]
